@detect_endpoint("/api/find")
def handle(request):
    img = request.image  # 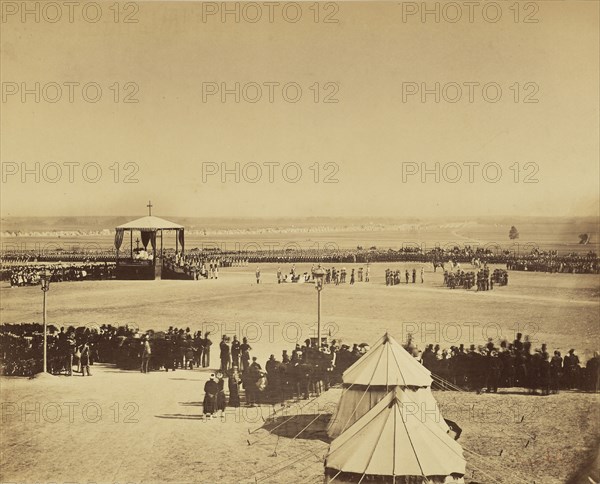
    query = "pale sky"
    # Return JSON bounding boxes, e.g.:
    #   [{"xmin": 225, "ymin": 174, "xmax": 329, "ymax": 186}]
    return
[{"xmin": 1, "ymin": 1, "xmax": 598, "ymax": 219}]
